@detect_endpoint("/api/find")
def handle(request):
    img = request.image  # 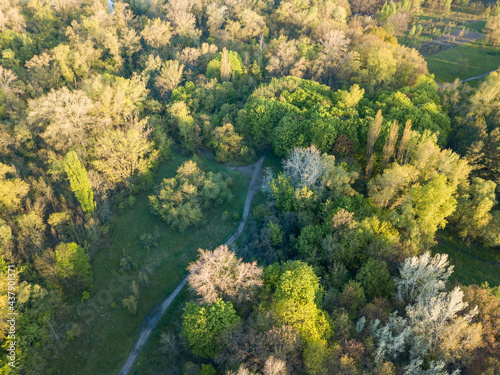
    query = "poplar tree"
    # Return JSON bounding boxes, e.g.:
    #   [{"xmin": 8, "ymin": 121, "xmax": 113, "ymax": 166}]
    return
[
  {"xmin": 366, "ymin": 109, "xmax": 383, "ymax": 180},
  {"xmin": 382, "ymin": 121, "xmax": 399, "ymax": 172},
  {"xmin": 64, "ymin": 150, "xmax": 95, "ymax": 216},
  {"xmin": 220, "ymin": 47, "xmax": 232, "ymax": 81}
]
